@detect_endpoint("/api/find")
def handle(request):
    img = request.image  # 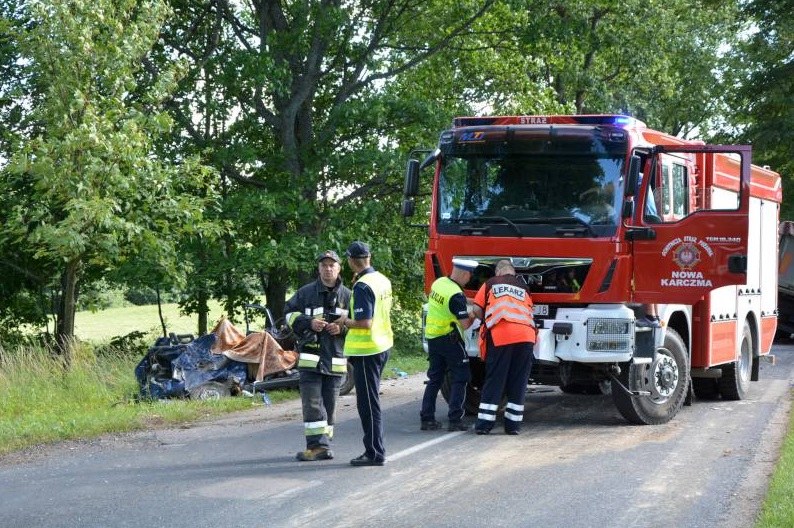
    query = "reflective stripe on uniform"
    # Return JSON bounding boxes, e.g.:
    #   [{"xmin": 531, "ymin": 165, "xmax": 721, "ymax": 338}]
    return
[
  {"xmin": 298, "ymin": 353, "xmax": 320, "ymax": 368},
  {"xmin": 506, "ymin": 402, "xmax": 524, "ymax": 412},
  {"xmin": 331, "ymin": 357, "xmax": 347, "ymax": 374},
  {"xmin": 504, "ymin": 411, "xmax": 523, "ymax": 422},
  {"xmin": 286, "ymin": 311, "xmax": 301, "ymax": 325},
  {"xmin": 479, "ymin": 402, "xmax": 499, "ymax": 411},
  {"xmin": 477, "ymin": 412, "xmax": 497, "ymax": 422},
  {"xmin": 304, "ymin": 420, "xmax": 328, "ymax": 436},
  {"xmin": 485, "ymin": 300, "xmax": 534, "ymax": 329}
]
